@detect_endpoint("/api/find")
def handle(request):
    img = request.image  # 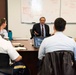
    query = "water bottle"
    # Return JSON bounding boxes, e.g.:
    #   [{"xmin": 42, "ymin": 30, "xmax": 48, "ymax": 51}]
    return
[{"xmin": 8, "ymin": 30, "xmax": 13, "ymax": 40}]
